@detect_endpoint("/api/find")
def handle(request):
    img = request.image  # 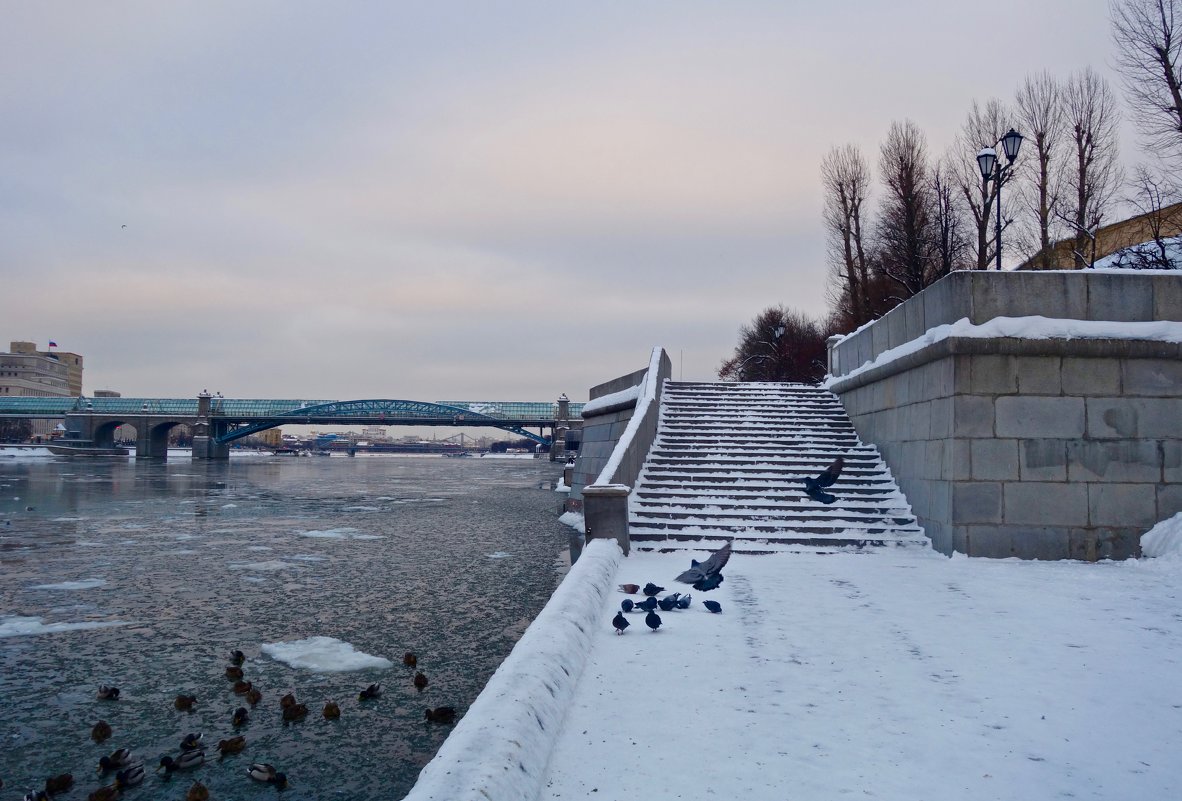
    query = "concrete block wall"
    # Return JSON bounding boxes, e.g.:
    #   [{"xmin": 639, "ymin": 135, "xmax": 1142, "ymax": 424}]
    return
[{"xmin": 829, "ymin": 271, "xmax": 1182, "ymax": 560}]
